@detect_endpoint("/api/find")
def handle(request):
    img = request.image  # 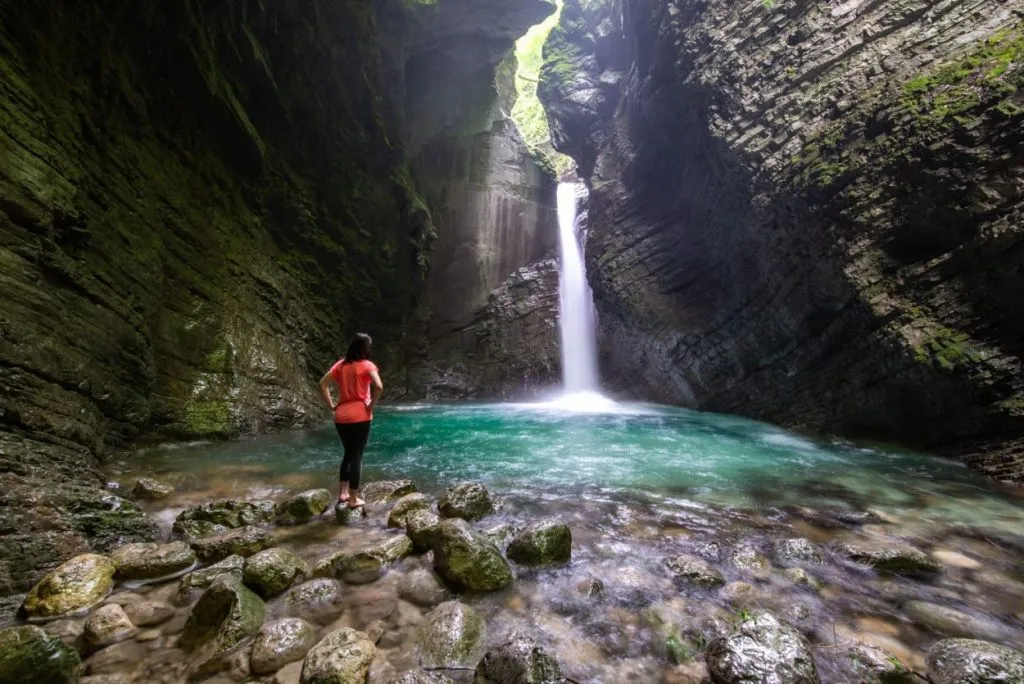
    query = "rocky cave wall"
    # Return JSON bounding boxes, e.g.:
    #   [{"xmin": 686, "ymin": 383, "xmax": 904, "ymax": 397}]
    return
[
  {"xmin": 541, "ymin": 0, "xmax": 1024, "ymax": 481},
  {"xmin": 0, "ymin": 0, "xmax": 556, "ymax": 617}
]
